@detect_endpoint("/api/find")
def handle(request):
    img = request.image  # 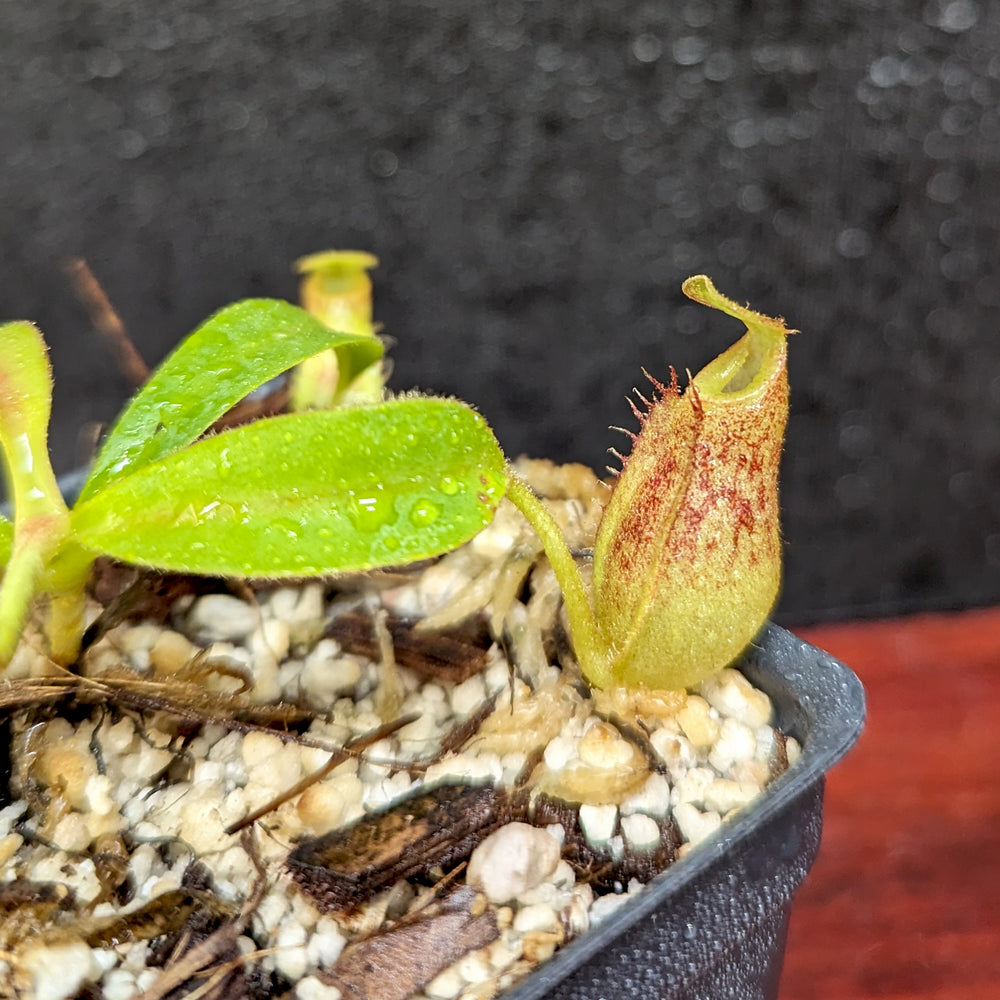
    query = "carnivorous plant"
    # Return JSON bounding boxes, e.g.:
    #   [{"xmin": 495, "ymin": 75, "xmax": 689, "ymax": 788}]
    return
[{"xmin": 0, "ymin": 265, "xmax": 791, "ymax": 690}]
